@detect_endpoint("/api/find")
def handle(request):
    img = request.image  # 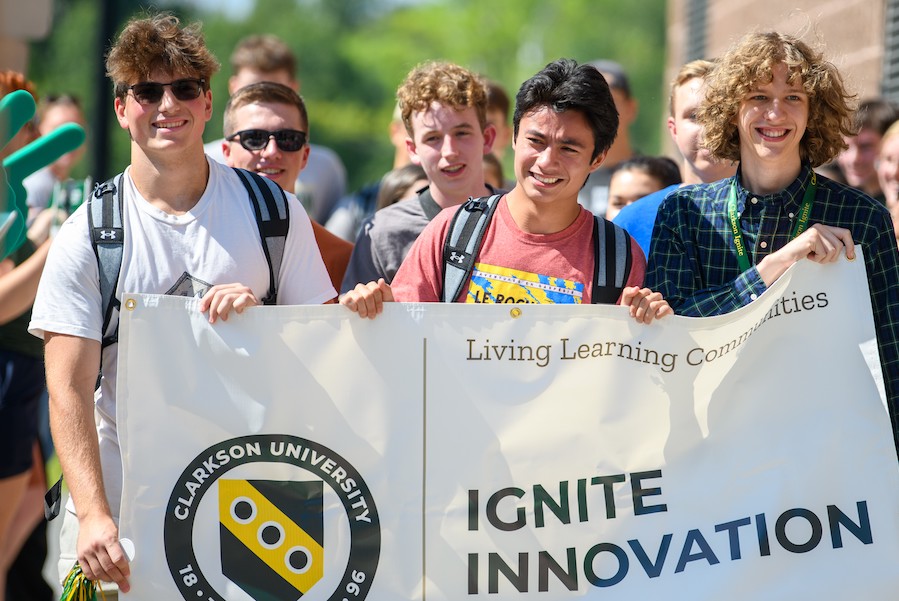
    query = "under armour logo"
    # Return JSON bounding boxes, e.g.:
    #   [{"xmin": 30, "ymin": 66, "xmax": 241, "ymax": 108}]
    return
[
  {"xmin": 99, "ymin": 230, "xmax": 118, "ymax": 240},
  {"xmin": 449, "ymin": 252, "xmax": 465, "ymax": 264}
]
